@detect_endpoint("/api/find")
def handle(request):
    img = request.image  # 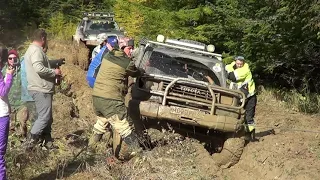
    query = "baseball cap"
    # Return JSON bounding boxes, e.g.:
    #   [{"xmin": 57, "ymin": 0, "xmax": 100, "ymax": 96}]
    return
[{"xmin": 107, "ymin": 36, "xmax": 118, "ymax": 47}]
